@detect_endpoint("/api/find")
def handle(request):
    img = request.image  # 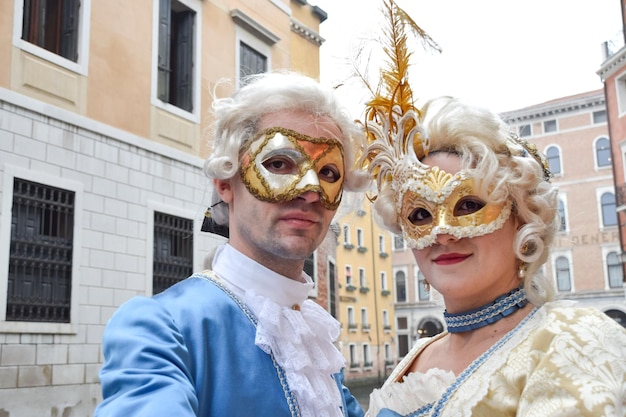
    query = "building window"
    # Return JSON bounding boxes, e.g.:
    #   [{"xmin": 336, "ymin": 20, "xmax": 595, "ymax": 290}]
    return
[
  {"xmin": 8, "ymin": 178, "xmax": 74, "ymax": 322},
  {"xmin": 545, "ymin": 146, "xmax": 562, "ymax": 175},
  {"xmin": 593, "ymin": 110, "xmax": 607, "ymax": 124},
  {"xmin": 347, "ymin": 306, "xmax": 356, "ymax": 331},
  {"xmin": 21, "ymin": 0, "xmax": 80, "ymax": 61},
  {"xmin": 359, "ymin": 268, "xmax": 367, "ymax": 288},
  {"xmin": 328, "ymin": 259, "xmax": 337, "ymax": 318},
  {"xmin": 395, "ymin": 270, "xmax": 407, "ymax": 302},
  {"xmin": 384, "ymin": 343, "xmax": 391, "ymax": 364},
  {"xmin": 361, "ymin": 308, "xmax": 369, "ymax": 331},
  {"xmin": 153, "ymin": 211, "xmax": 193, "ymax": 295},
  {"xmin": 378, "ymin": 235, "xmax": 385, "ymax": 254},
  {"xmin": 363, "ymin": 344, "xmax": 372, "ymax": 367},
  {"xmin": 595, "ymin": 137, "xmax": 611, "ymax": 168},
  {"xmin": 601, "ymin": 192, "xmax": 617, "ymax": 227},
  {"xmin": 345, "ymin": 265, "xmax": 353, "ymax": 287},
  {"xmin": 519, "ymin": 124, "xmax": 531, "ymax": 137},
  {"xmin": 380, "ymin": 271, "xmax": 388, "ymax": 291},
  {"xmin": 558, "ymin": 199, "xmax": 567, "ymax": 232},
  {"xmin": 382, "ymin": 309, "xmax": 390, "ymax": 328},
  {"xmin": 417, "ymin": 270, "xmax": 429, "ymax": 301},
  {"xmin": 555, "ymin": 256, "xmax": 571, "ymax": 292},
  {"xmin": 343, "ymin": 225, "xmax": 353, "ymax": 248},
  {"xmin": 357, "ymin": 228, "xmax": 364, "ymax": 247},
  {"xmin": 543, "ymin": 120, "xmax": 557, "ymax": 133},
  {"xmin": 239, "ymin": 41, "xmax": 267, "ymax": 81},
  {"xmin": 349, "ymin": 343, "xmax": 358, "ymax": 368},
  {"xmin": 607, "ymin": 251, "xmax": 623, "ymax": 289},
  {"xmin": 393, "ymin": 235, "xmax": 405, "ymax": 251},
  {"xmin": 157, "ymin": 0, "xmax": 195, "ymax": 112}
]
